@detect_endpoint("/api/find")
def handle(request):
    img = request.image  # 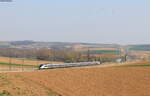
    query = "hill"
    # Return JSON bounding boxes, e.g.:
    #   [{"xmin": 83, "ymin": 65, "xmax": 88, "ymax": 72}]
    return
[
  {"xmin": 128, "ymin": 44, "xmax": 150, "ymax": 51},
  {"xmin": 0, "ymin": 41, "xmax": 120, "ymax": 49},
  {"xmin": 0, "ymin": 62, "xmax": 150, "ymax": 96}
]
